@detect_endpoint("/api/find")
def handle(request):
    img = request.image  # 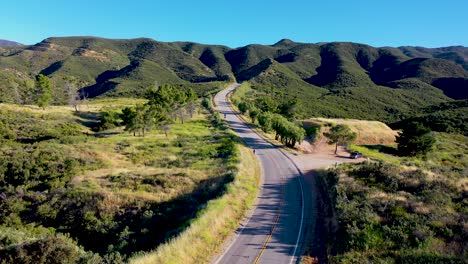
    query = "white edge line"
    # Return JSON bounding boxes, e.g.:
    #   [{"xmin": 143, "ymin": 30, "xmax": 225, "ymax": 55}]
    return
[
  {"xmin": 288, "ymin": 161, "xmax": 305, "ymax": 264},
  {"xmin": 214, "ymin": 83, "xmax": 306, "ymax": 264}
]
